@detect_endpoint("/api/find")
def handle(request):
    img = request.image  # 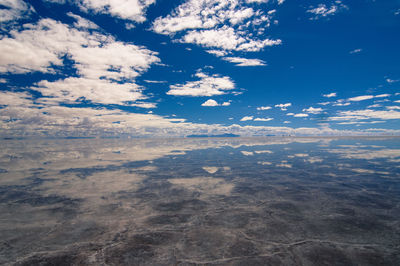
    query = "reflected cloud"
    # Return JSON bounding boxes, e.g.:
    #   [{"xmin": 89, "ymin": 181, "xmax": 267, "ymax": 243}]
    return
[{"xmin": 1, "ymin": 136, "xmax": 400, "ymax": 264}]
